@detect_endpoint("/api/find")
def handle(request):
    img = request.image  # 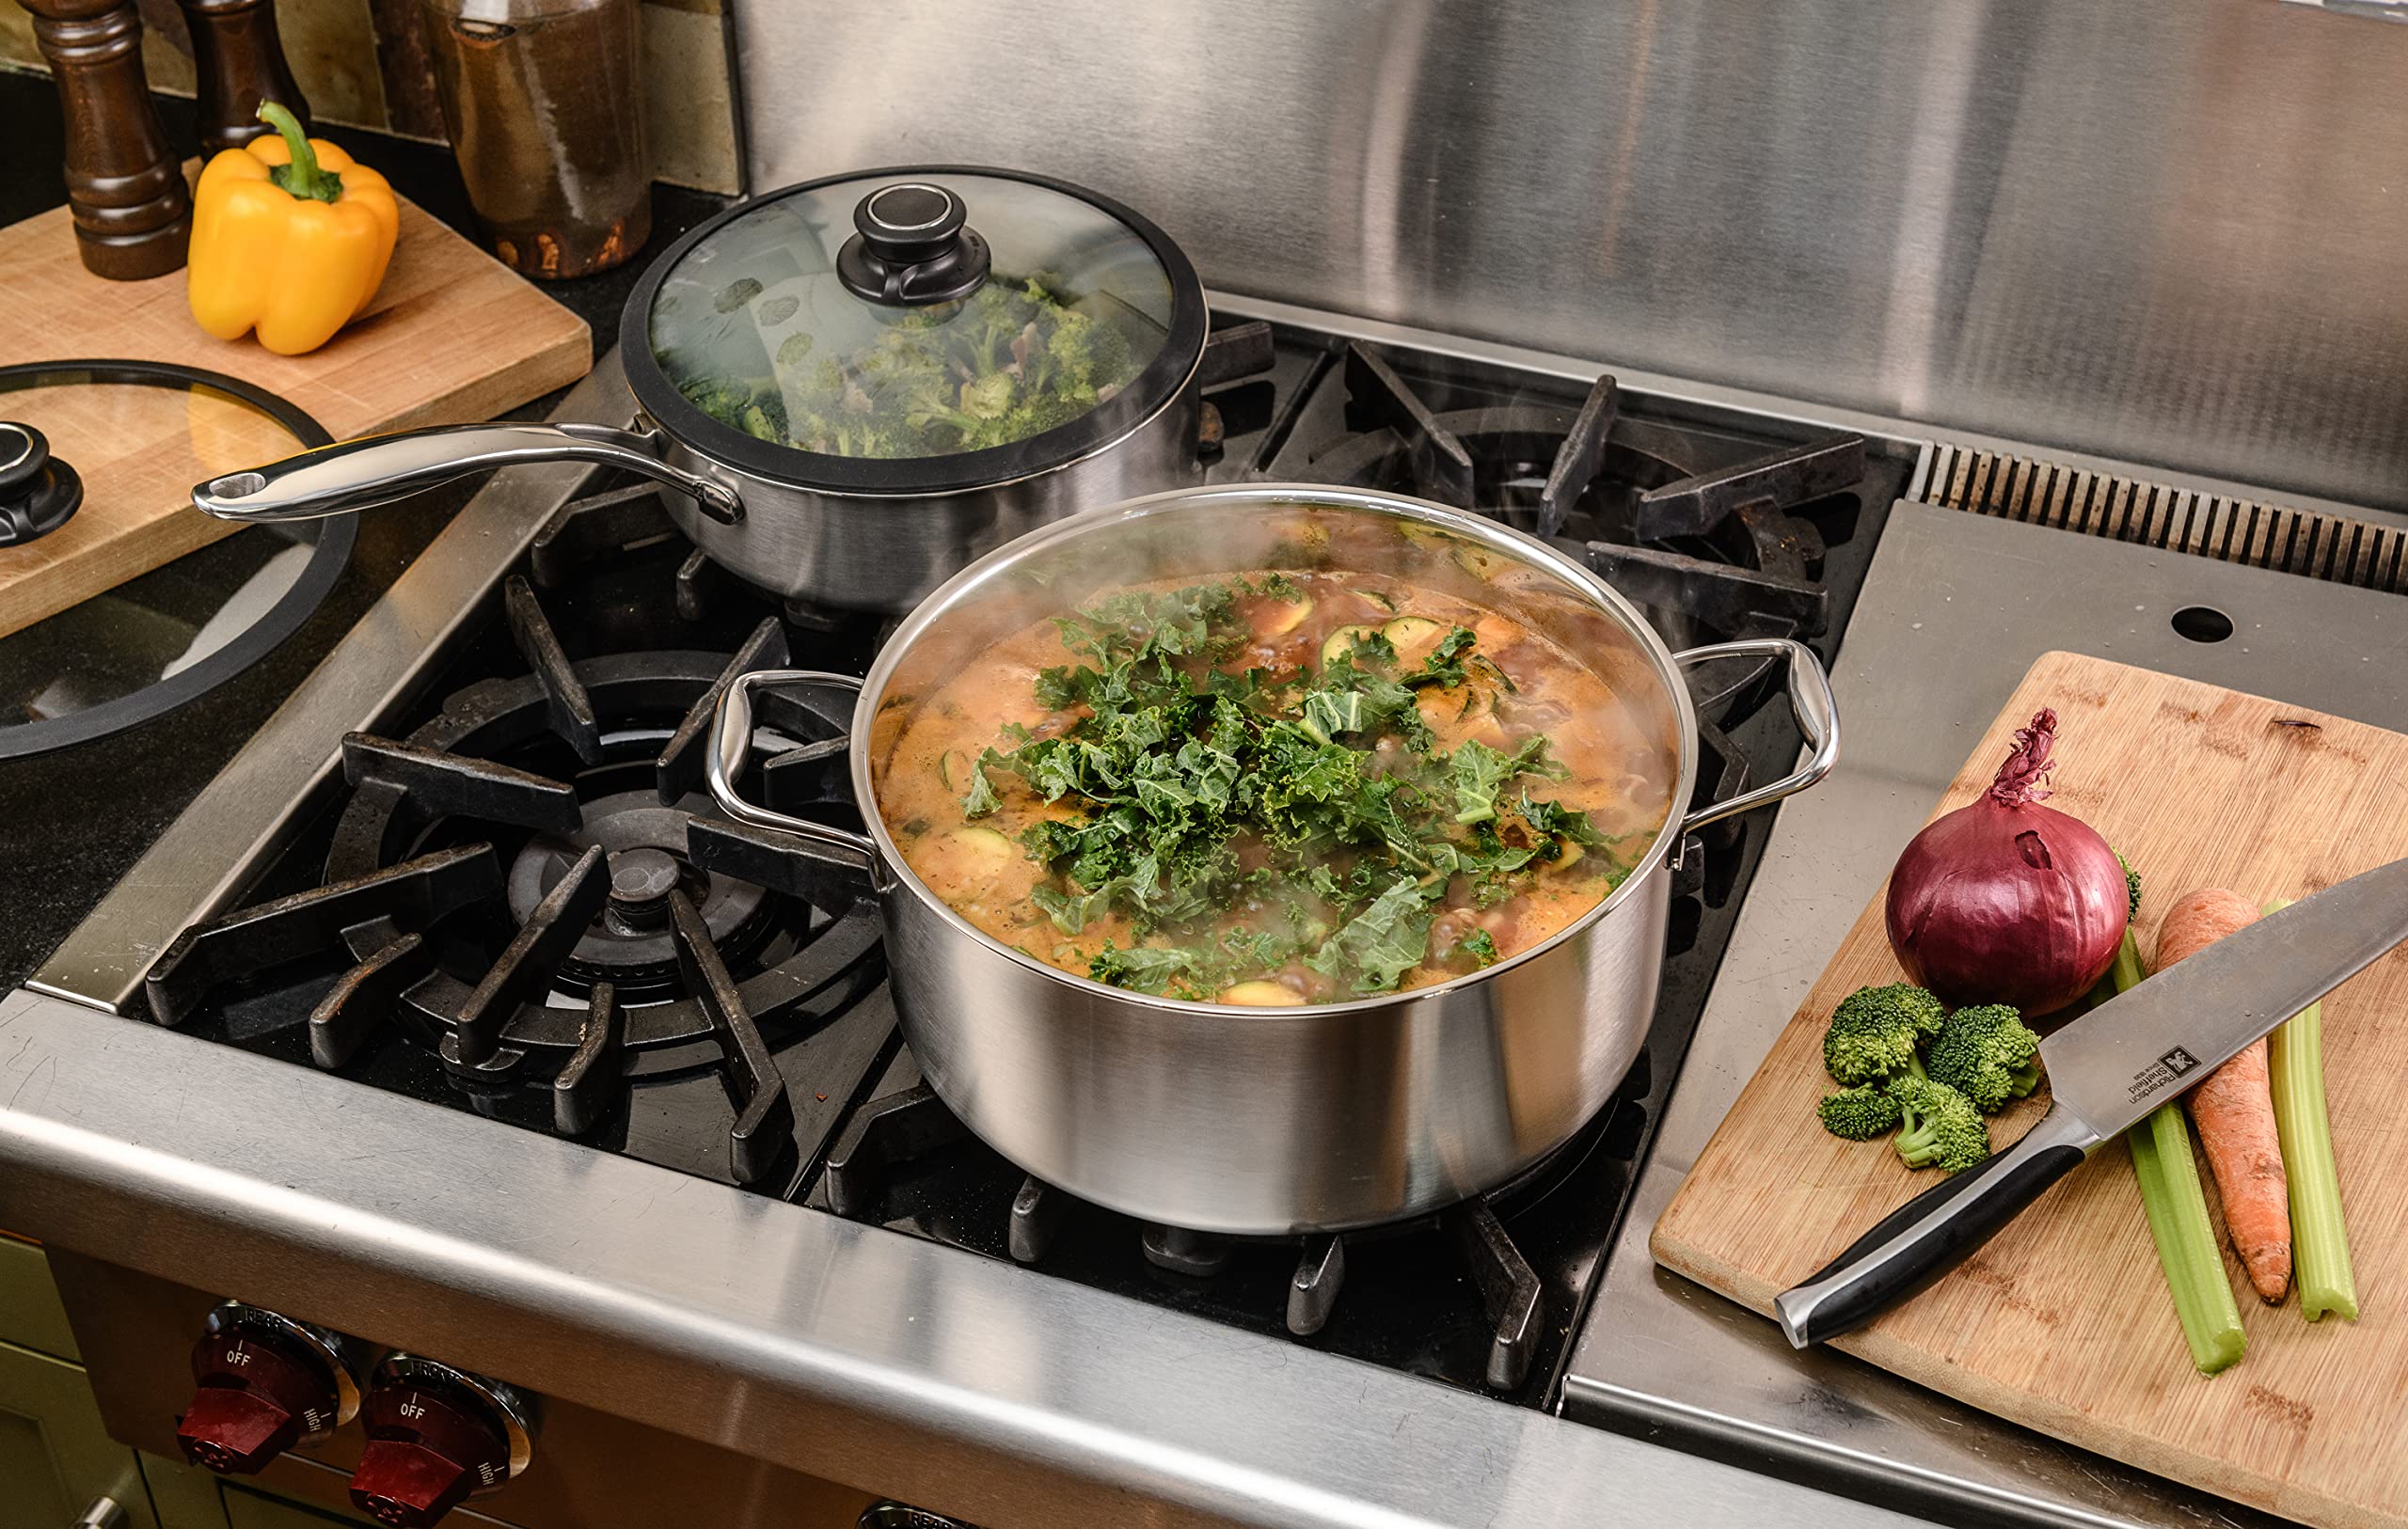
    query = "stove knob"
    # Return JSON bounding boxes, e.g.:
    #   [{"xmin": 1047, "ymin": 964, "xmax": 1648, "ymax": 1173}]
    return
[
  {"xmin": 348, "ymin": 1356, "xmax": 535, "ymax": 1528},
  {"xmin": 861, "ymin": 1504, "xmax": 987, "ymax": 1528},
  {"xmin": 175, "ymin": 1302, "xmax": 359, "ymax": 1475}
]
